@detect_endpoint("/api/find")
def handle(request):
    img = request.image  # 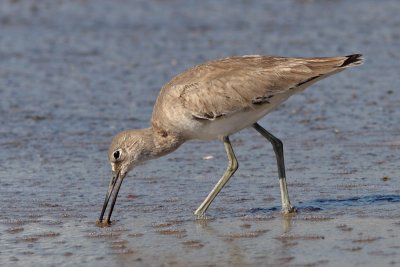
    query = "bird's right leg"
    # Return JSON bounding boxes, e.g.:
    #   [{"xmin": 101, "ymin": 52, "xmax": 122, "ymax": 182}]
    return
[
  {"xmin": 194, "ymin": 136, "xmax": 238, "ymax": 217},
  {"xmin": 253, "ymin": 122, "xmax": 296, "ymax": 214}
]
